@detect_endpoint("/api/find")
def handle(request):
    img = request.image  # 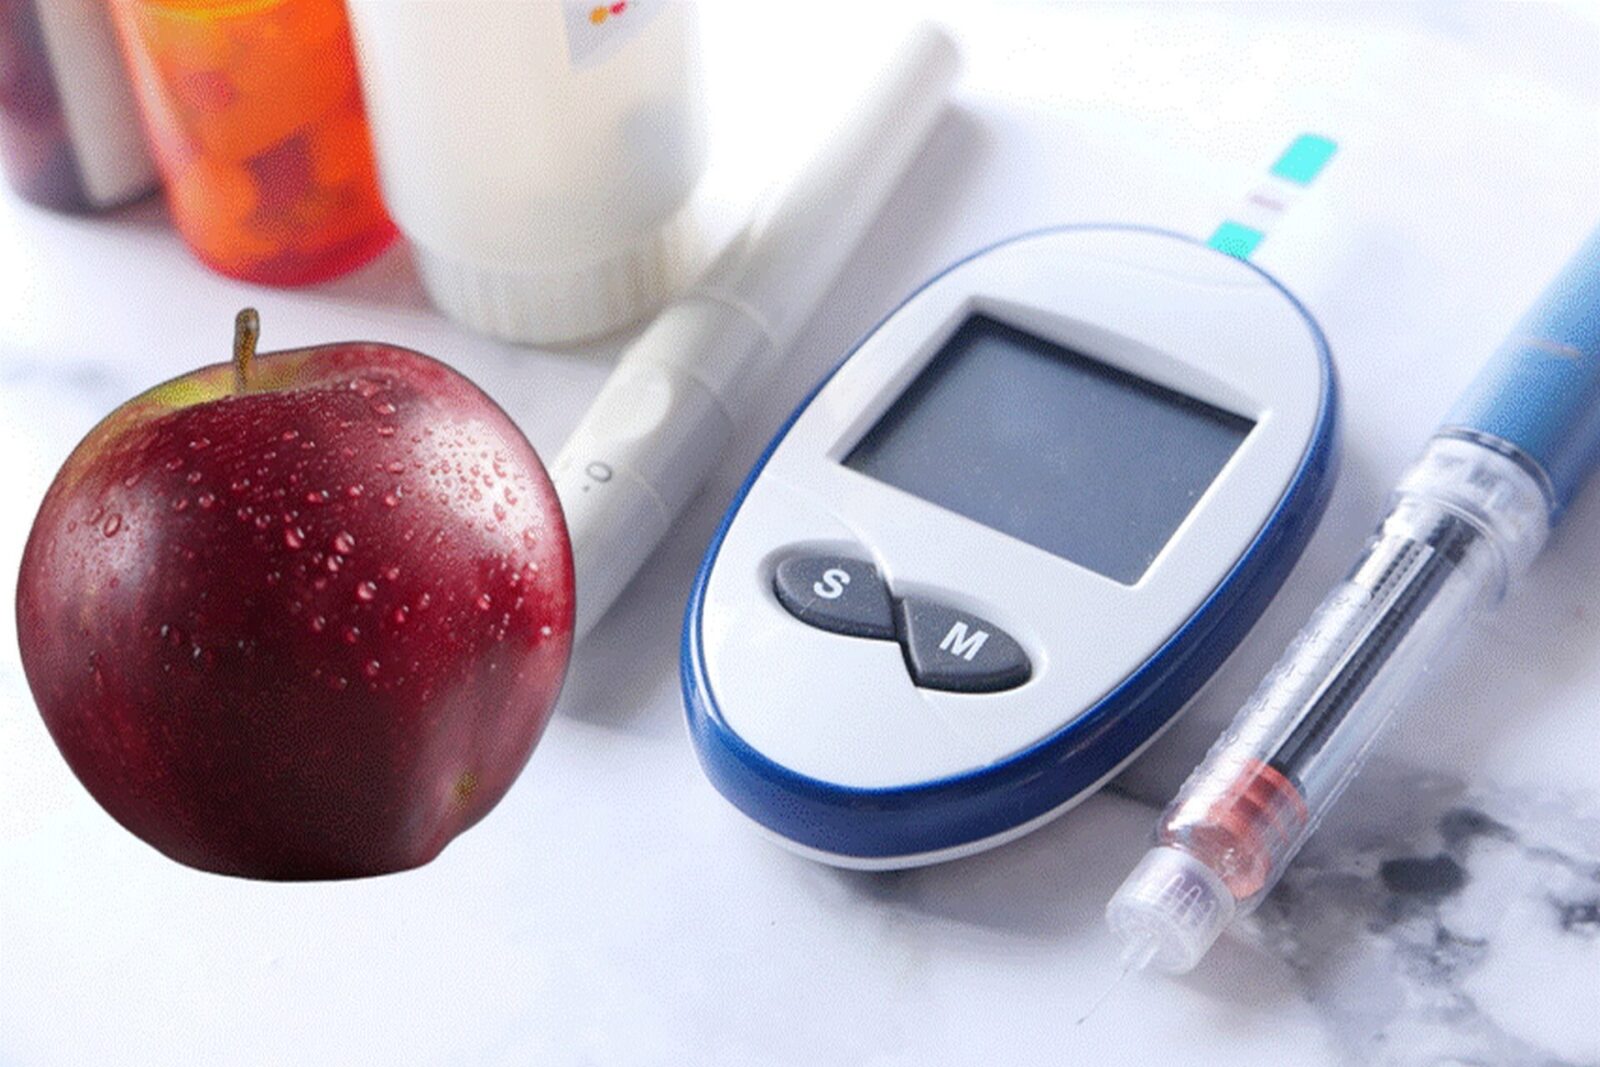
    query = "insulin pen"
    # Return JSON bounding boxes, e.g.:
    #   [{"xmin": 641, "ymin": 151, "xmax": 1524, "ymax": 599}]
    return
[
  {"xmin": 1105, "ymin": 224, "xmax": 1600, "ymax": 976},
  {"xmin": 551, "ymin": 25, "xmax": 960, "ymax": 640}
]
